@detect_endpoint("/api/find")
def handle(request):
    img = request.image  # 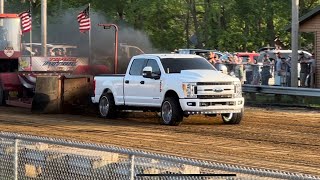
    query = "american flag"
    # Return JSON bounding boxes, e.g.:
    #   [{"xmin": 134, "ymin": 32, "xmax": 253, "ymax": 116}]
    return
[
  {"xmin": 19, "ymin": 9, "xmax": 32, "ymax": 33},
  {"xmin": 77, "ymin": 6, "xmax": 91, "ymax": 33}
]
